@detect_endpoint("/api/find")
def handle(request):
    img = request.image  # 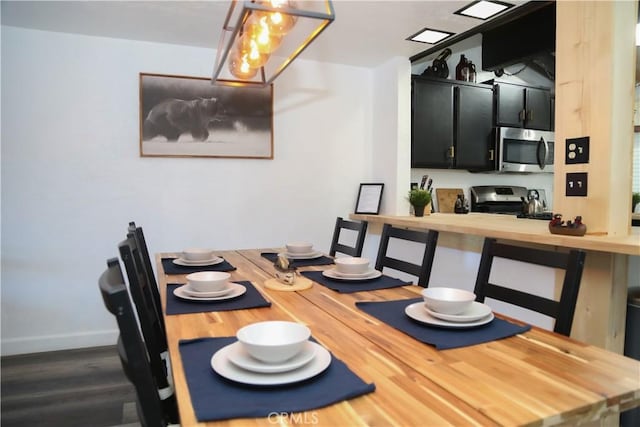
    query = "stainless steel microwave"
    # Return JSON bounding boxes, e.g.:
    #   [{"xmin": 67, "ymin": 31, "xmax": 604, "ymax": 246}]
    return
[{"xmin": 496, "ymin": 127, "xmax": 554, "ymax": 173}]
